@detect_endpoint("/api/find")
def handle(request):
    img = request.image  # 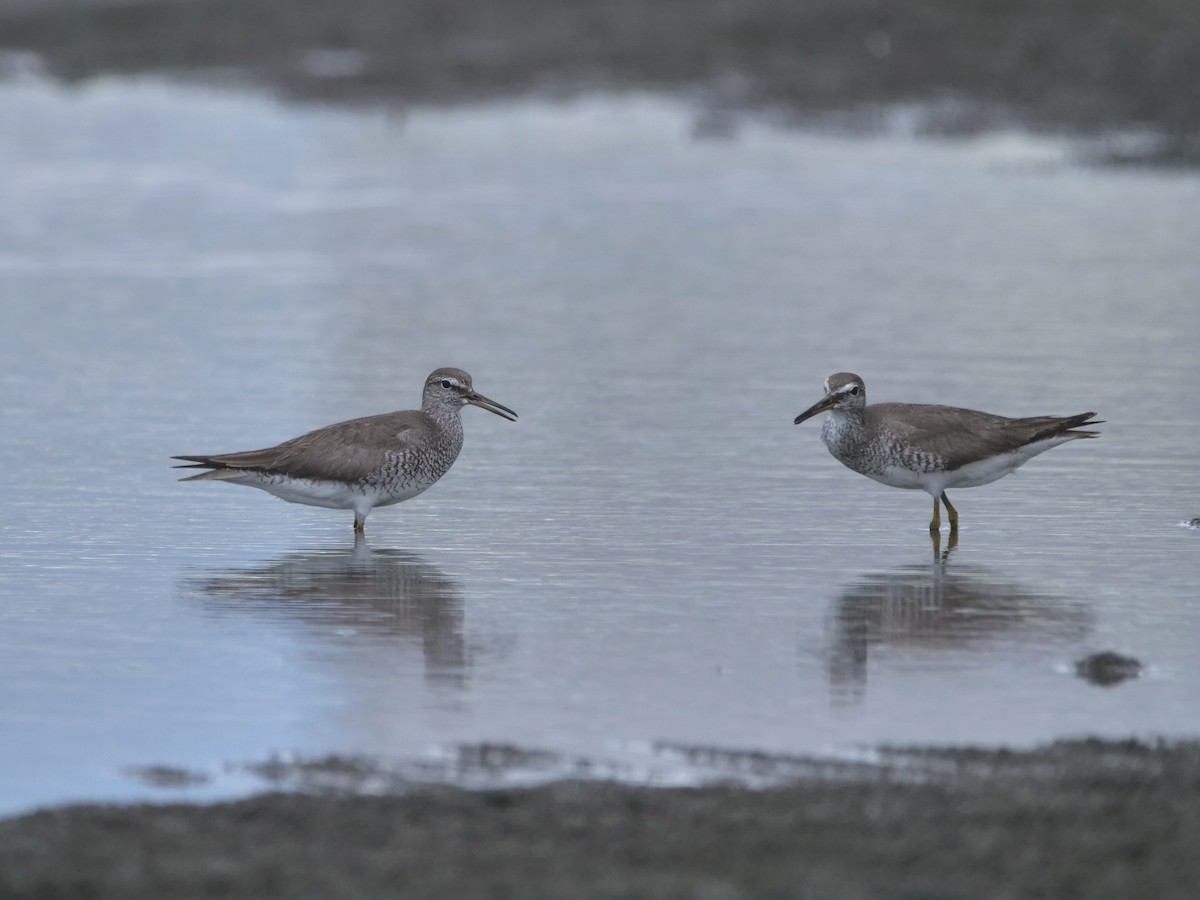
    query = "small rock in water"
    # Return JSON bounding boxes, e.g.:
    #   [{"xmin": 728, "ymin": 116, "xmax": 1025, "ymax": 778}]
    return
[
  {"xmin": 1075, "ymin": 651, "xmax": 1143, "ymax": 687},
  {"xmin": 121, "ymin": 764, "xmax": 212, "ymax": 787},
  {"xmin": 1188, "ymin": 517, "xmax": 1200, "ymax": 528}
]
